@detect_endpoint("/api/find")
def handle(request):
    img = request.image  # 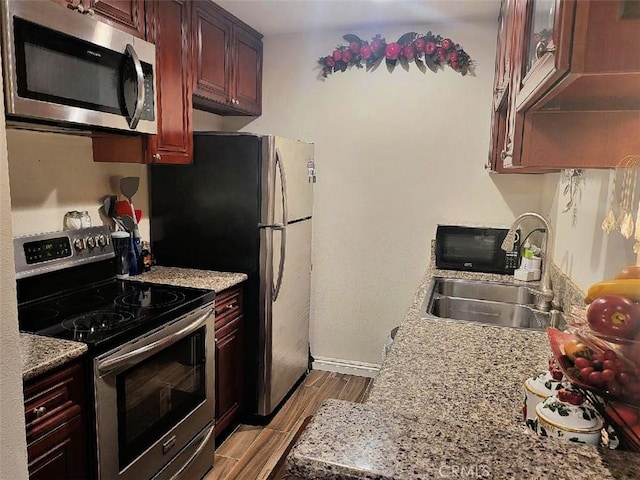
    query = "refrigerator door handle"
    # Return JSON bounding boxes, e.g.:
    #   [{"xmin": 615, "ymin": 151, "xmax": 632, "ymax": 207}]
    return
[
  {"xmin": 273, "ymin": 148, "xmax": 288, "ymax": 302},
  {"xmin": 258, "ymin": 223, "xmax": 285, "ymax": 230}
]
